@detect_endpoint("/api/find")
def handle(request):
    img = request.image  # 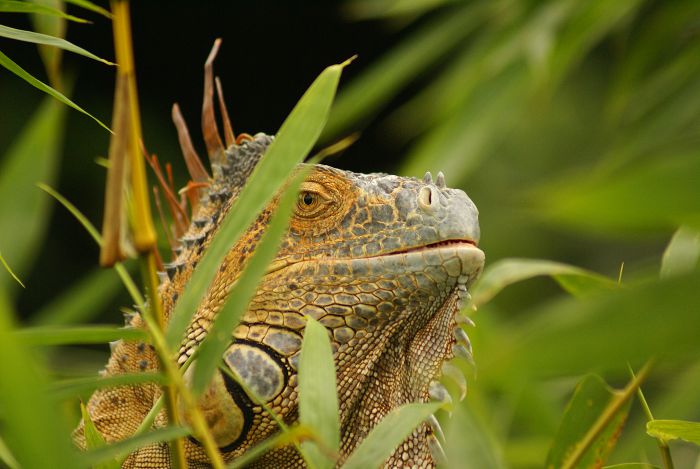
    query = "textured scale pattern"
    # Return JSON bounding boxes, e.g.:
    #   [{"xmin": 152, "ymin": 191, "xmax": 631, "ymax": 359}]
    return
[{"xmin": 74, "ymin": 46, "xmax": 484, "ymax": 468}]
